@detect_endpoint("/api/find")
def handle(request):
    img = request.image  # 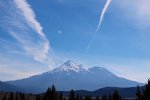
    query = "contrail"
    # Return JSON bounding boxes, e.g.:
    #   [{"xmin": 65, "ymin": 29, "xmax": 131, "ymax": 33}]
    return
[
  {"xmin": 96, "ymin": 0, "xmax": 111, "ymax": 32},
  {"xmin": 86, "ymin": 0, "xmax": 111, "ymax": 52}
]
